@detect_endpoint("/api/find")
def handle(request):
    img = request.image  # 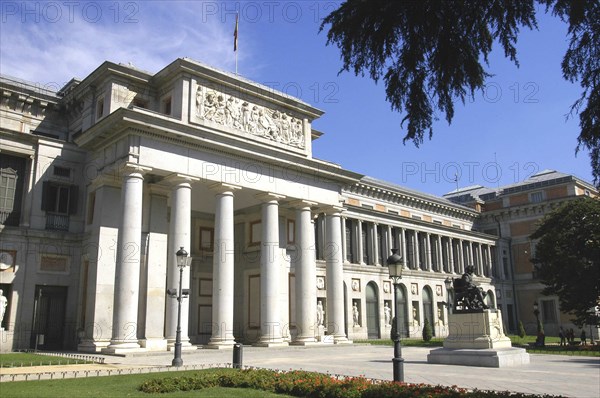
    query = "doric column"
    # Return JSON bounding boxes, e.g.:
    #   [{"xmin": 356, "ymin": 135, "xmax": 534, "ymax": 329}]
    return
[
  {"xmin": 486, "ymin": 245, "xmax": 493, "ymax": 277},
  {"xmin": 341, "ymin": 216, "xmax": 347, "ymax": 263},
  {"xmin": 458, "ymin": 239, "xmax": 465, "ymax": 273},
  {"xmin": 435, "ymin": 235, "xmax": 442, "ymax": 272},
  {"xmin": 357, "ymin": 220, "xmax": 364, "ymax": 264},
  {"xmin": 105, "ymin": 164, "xmax": 150, "ymax": 353},
  {"xmin": 426, "ymin": 233, "xmax": 433, "ymax": 271},
  {"xmin": 401, "ymin": 228, "xmax": 408, "ymax": 269},
  {"xmin": 291, "ymin": 201, "xmax": 318, "ymax": 345},
  {"xmin": 166, "ymin": 174, "xmax": 196, "ymax": 349},
  {"xmin": 477, "ymin": 243, "xmax": 484, "ymax": 276},
  {"xmin": 256, "ymin": 193, "xmax": 287, "ymax": 346},
  {"xmin": 448, "ymin": 238, "xmax": 455, "ymax": 273},
  {"xmin": 373, "ymin": 223, "xmax": 380, "ymax": 265},
  {"xmin": 413, "ymin": 231, "xmax": 420, "ymax": 270},
  {"xmin": 207, "ymin": 183, "xmax": 240, "ymax": 348},
  {"xmin": 325, "ymin": 207, "xmax": 350, "ymax": 343}
]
